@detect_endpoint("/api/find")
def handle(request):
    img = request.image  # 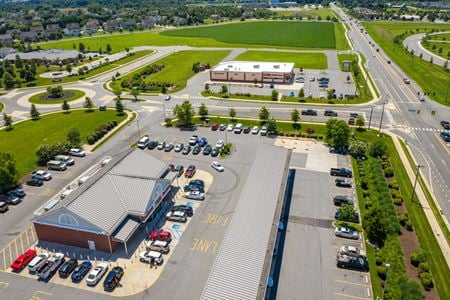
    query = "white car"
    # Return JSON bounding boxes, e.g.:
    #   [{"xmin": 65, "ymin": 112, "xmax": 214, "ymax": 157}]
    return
[
  {"xmin": 32, "ymin": 170, "xmax": 52, "ymax": 181},
  {"xmin": 334, "ymin": 227, "xmax": 359, "ymax": 240},
  {"xmin": 227, "ymin": 124, "xmax": 234, "ymax": 131},
  {"xmin": 260, "ymin": 126, "xmax": 267, "ymax": 136},
  {"xmin": 68, "ymin": 148, "xmax": 85, "ymax": 157},
  {"xmin": 139, "ymin": 251, "xmax": 164, "ymax": 265},
  {"xmin": 28, "ymin": 253, "xmax": 50, "ymax": 273},
  {"xmin": 215, "ymin": 140, "xmax": 225, "ymax": 149},
  {"xmin": 251, "ymin": 126, "xmax": 259, "ymax": 134},
  {"xmin": 339, "ymin": 245, "xmax": 366, "ymax": 258},
  {"xmin": 164, "ymin": 95, "xmax": 171, "ymax": 101},
  {"xmin": 211, "ymin": 161, "xmax": 224, "ymax": 172},
  {"xmin": 86, "ymin": 262, "xmax": 108, "ymax": 286},
  {"xmin": 185, "ymin": 191, "xmax": 205, "ymax": 200},
  {"xmin": 166, "ymin": 211, "xmax": 187, "ymax": 223},
  {"xmin": 310, "ymin": 77, "xmax": 315, "ymax": 82}
]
